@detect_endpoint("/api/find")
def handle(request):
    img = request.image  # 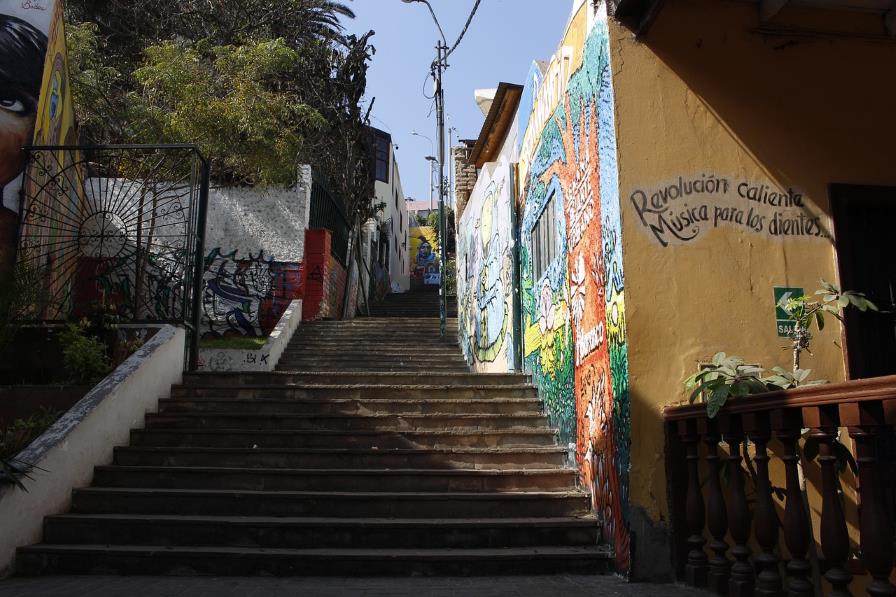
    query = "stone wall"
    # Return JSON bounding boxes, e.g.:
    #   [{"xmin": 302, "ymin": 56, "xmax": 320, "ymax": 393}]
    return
[{"xmin": 453, "ymin": 145, "xmax": 477, "ymax": 219}]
